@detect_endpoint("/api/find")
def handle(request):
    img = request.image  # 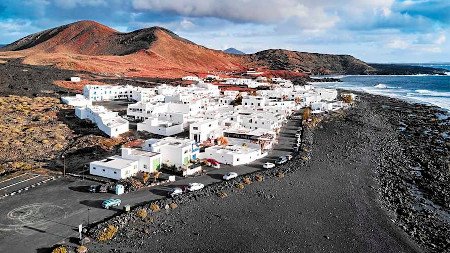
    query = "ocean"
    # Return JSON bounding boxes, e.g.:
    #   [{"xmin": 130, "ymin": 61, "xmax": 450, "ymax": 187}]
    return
[{"xmin": 314, "ymin": 66, "xmax": 450, "ymax": 111}]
